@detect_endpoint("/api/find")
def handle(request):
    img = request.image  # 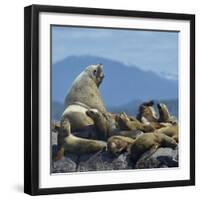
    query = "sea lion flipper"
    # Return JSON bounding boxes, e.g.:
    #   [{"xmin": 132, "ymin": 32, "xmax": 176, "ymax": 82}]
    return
[{"xmin": 54, "ymin": 147, "xmax": 65, "ymax": 161}]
